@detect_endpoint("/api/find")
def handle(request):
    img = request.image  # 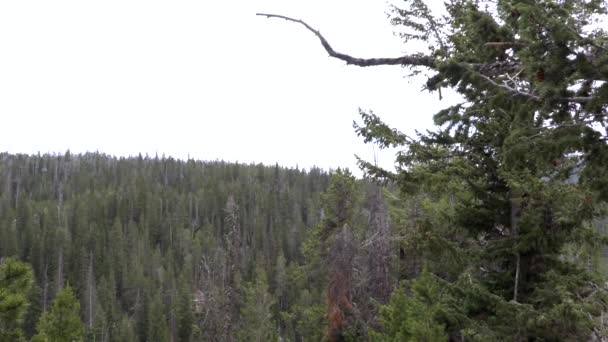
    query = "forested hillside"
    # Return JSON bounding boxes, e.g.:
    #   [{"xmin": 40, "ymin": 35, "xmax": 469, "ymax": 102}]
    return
[
  {"xmin": 0, "ymin": 153, "xmax": 330, "ymax": 340},
  {"xmin": 0, "ymin": 152, "xmax": 400, "ymax": 341}
]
